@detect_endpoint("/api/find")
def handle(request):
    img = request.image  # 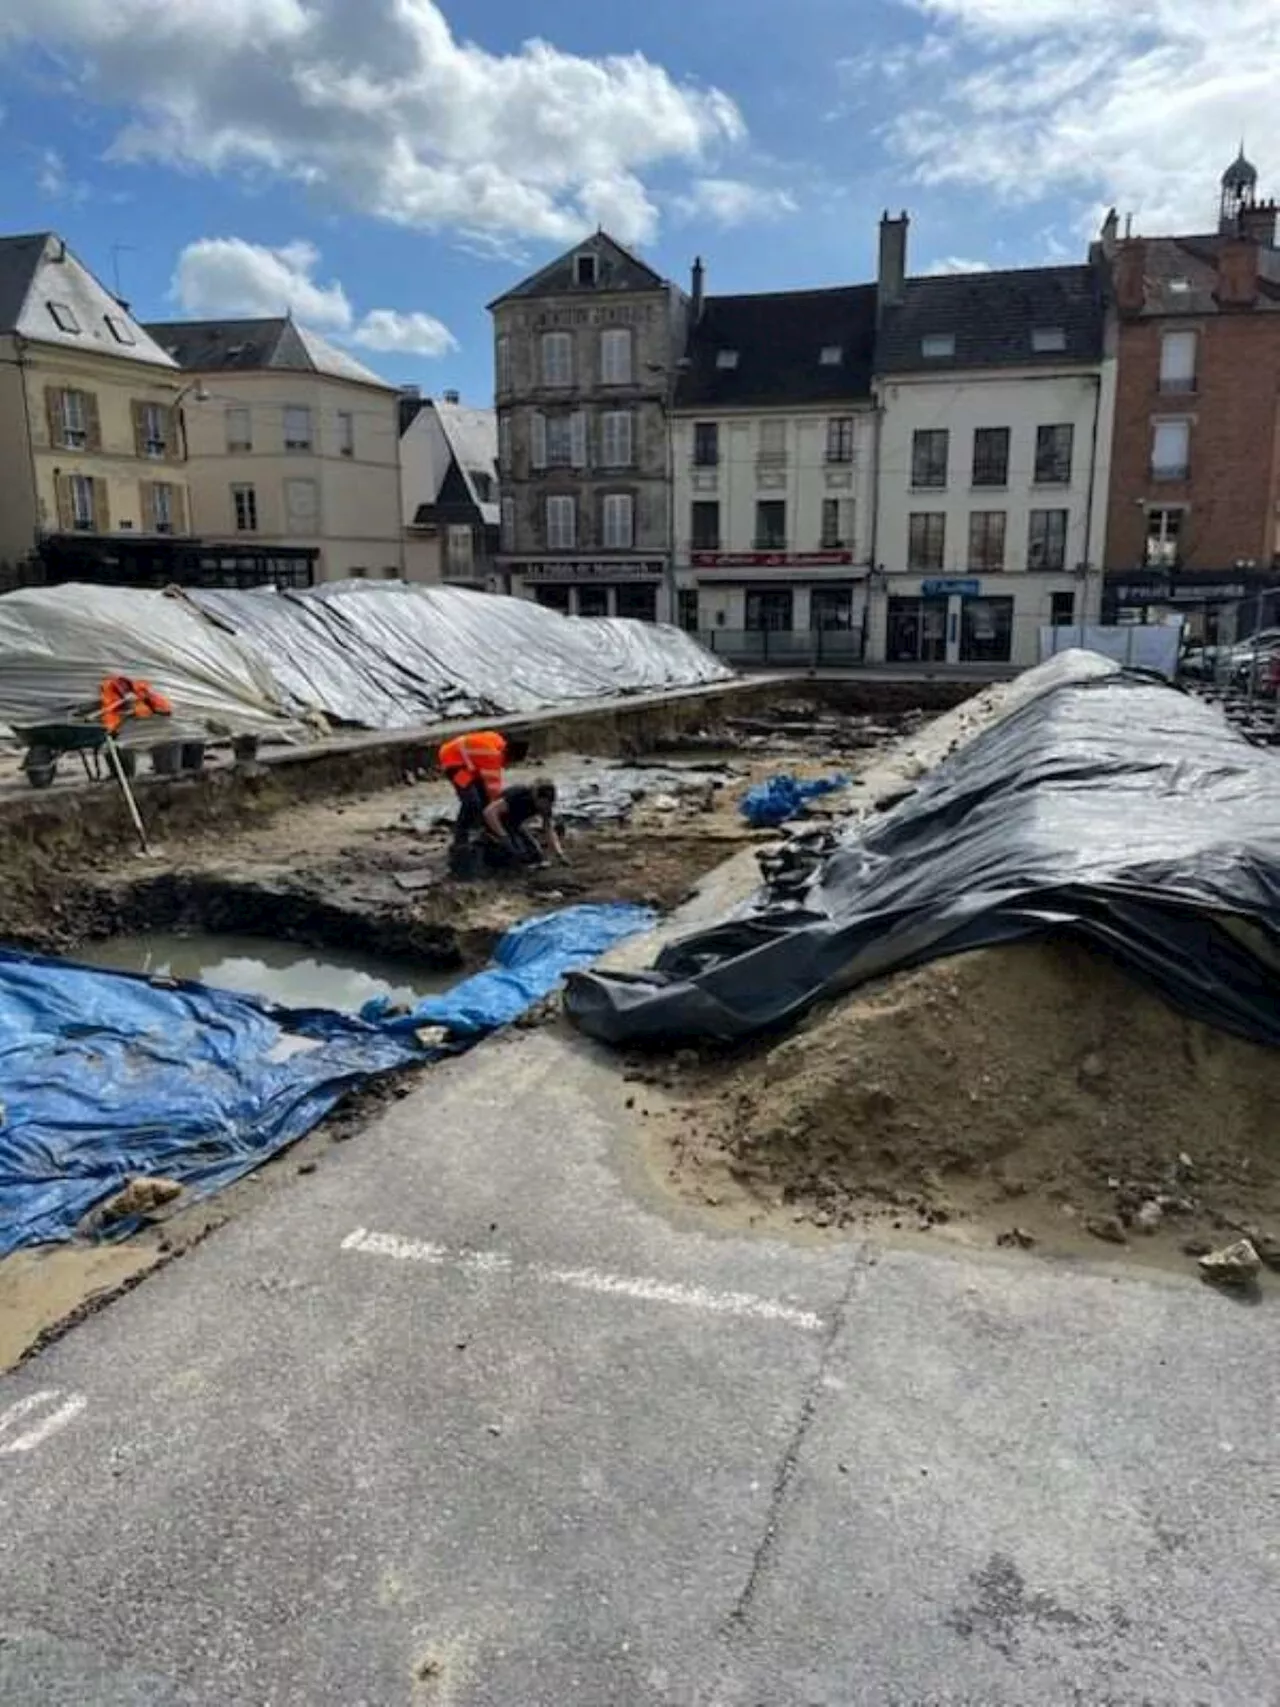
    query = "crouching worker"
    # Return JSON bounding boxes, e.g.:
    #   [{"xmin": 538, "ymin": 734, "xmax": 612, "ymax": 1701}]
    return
[
  {"xmin": 482, "ymin": 780, "xmax": 567, "ymax": 868},
  {"xmin": 437, "ymin": 729, "xmax": 530, "ymax": 846}
]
